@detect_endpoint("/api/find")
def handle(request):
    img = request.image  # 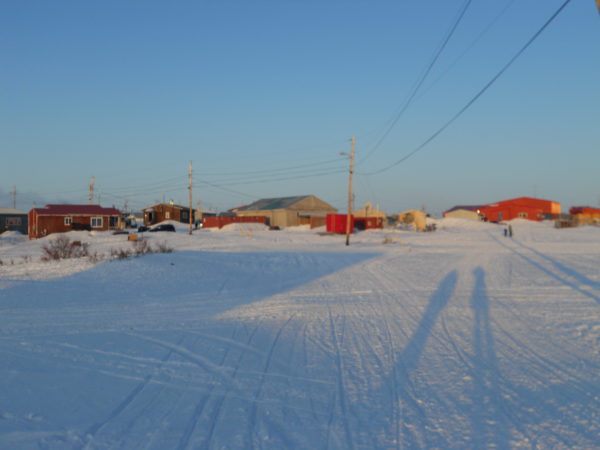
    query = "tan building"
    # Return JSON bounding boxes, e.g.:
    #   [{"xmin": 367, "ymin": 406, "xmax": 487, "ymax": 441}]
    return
[
  {"xmin": 353, "ymin": 202, "xmax": 387, "ymax": 219},
  {"xmin": 235, "ymin": 195, "xmax": 337, "ymax": 228},
  {"xmin": 397, "ymin": 209, "xmax": 427, "ymax": 232},
  {"xmin": 444, "ymin": 208, "xmax": 482, "ymax": 221}
]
